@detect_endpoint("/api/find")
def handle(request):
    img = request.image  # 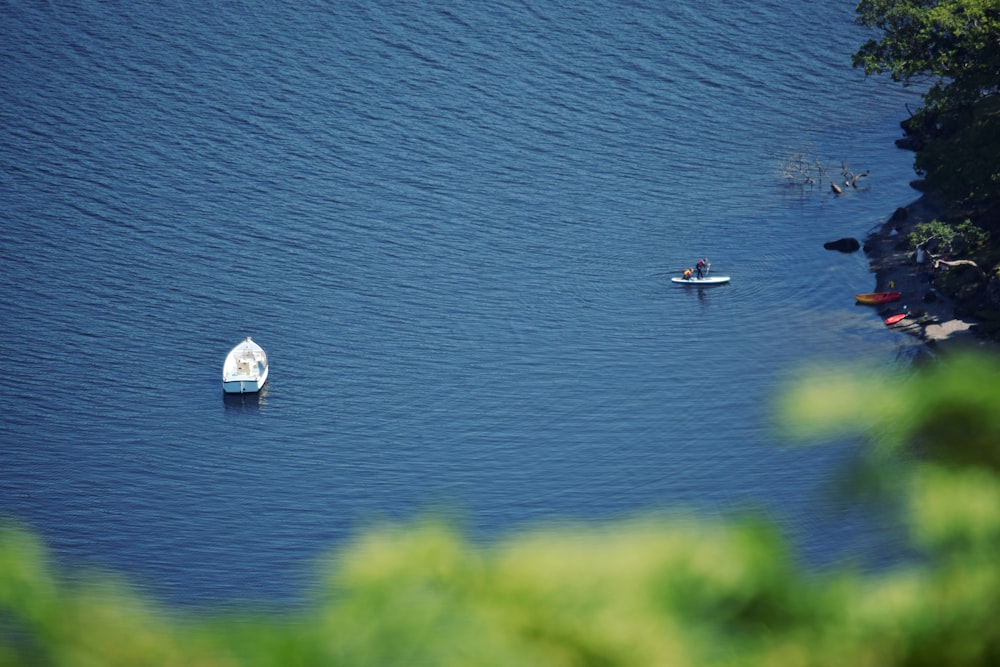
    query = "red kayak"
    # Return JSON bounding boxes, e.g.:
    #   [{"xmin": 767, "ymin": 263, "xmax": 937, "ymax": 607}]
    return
[
  {"xmin": 856, "ymin": 291, "xmax": 902, "ymax": 305},
  {"xmin": 884, "ymin": 313, "xmax": 908, "ymax": 325}
]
